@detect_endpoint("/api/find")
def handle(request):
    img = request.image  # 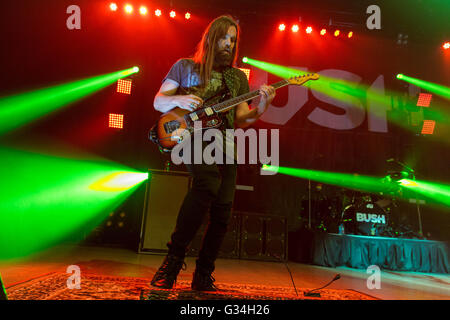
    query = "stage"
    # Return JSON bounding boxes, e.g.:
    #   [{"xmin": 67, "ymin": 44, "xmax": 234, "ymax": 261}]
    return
[{"xmin": 1, "ymin": 244, "xmax": 449, "ymax": 300}]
